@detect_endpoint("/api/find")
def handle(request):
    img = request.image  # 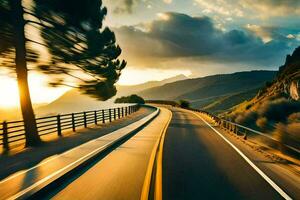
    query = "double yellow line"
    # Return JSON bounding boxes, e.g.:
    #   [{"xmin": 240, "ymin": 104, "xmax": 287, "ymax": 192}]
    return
[{"xmin": 141, "ymin": 108, "xmax": 172, "ymax": 200}]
